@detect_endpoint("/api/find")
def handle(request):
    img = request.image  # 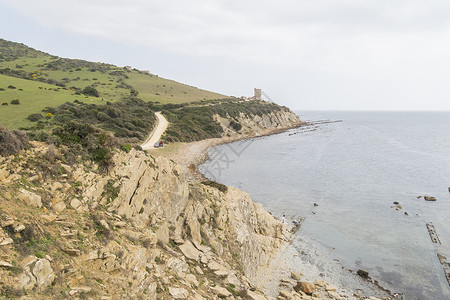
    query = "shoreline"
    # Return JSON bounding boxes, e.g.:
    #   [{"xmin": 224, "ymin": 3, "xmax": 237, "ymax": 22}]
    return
[
  {"xmin": 165, "ymin": 120, "xmax": 395, "ymax": 299},
  {"xmin": 167, "ymin": 121, "xmax": 307, "ymax": 181}
]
